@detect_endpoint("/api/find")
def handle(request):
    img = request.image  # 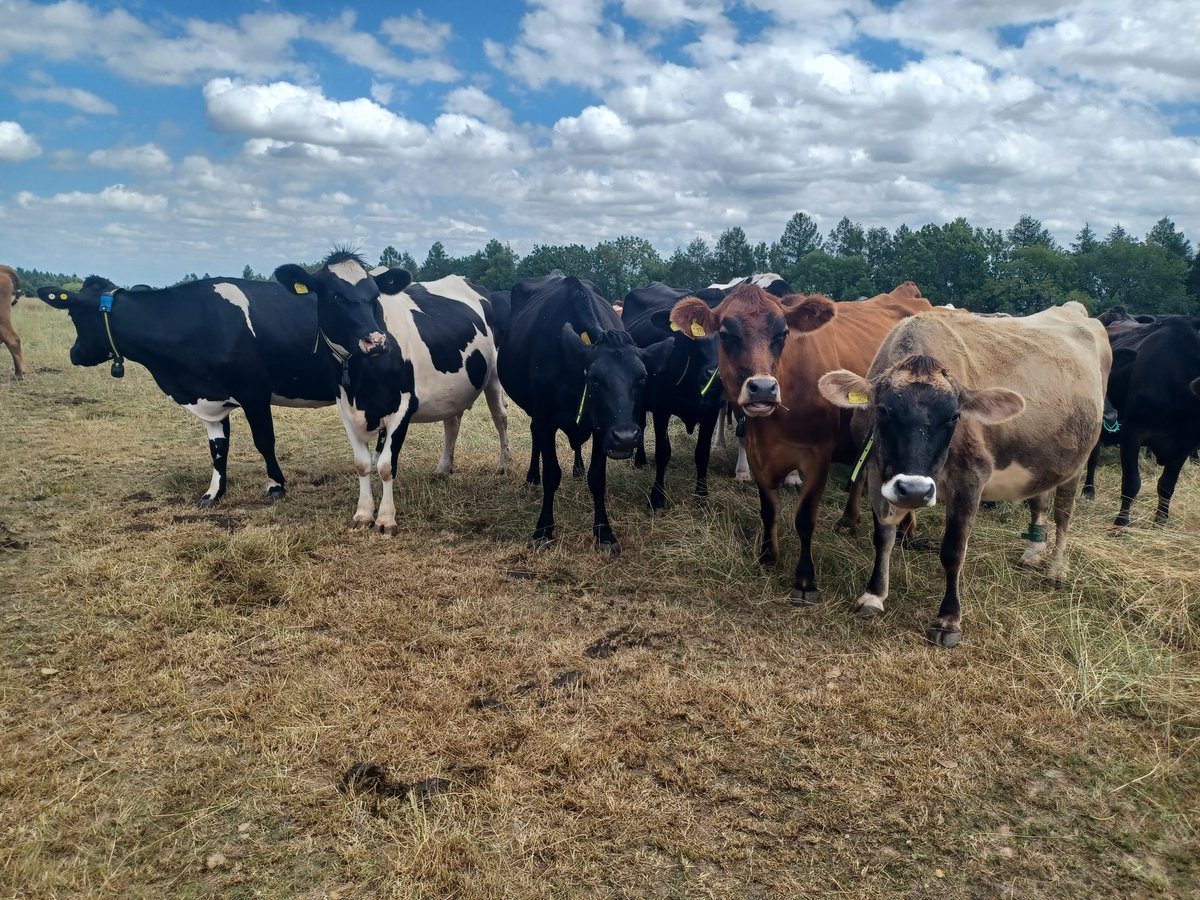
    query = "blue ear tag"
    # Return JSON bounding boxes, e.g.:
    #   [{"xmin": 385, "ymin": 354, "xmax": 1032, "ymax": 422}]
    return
[{"xmin": 99, "ymin": 293, "xmax": 115, "ymax": 313}]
